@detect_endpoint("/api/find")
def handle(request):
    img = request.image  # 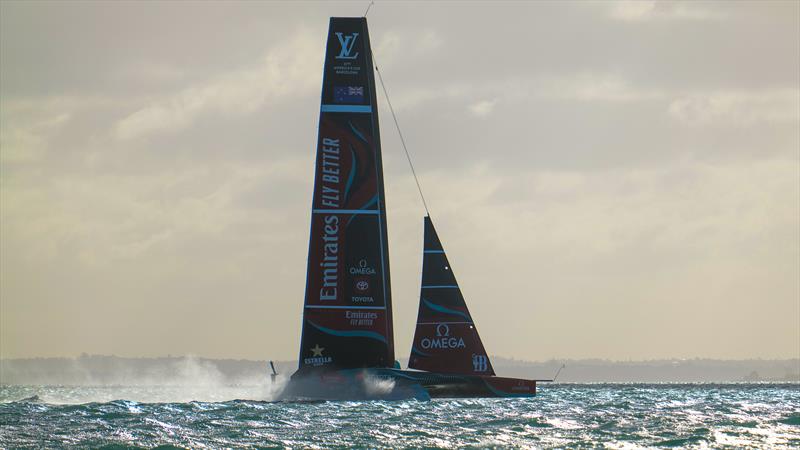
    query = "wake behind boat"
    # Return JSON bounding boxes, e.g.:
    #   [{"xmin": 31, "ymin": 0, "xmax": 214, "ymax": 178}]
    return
[{"xmin": 279, "ymin": 16, "xmax": 547, "ymax": 401}]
